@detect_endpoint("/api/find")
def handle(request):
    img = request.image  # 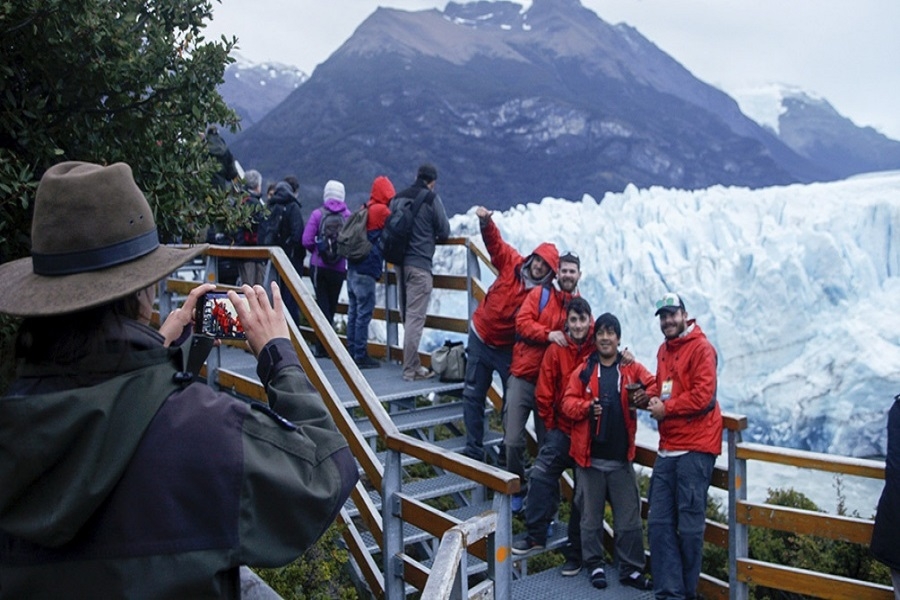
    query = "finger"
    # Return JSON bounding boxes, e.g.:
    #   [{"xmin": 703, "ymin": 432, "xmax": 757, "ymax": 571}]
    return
[{"xmin": 270, "ymin": 281, "xmax": 284, "ymax": 315}]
